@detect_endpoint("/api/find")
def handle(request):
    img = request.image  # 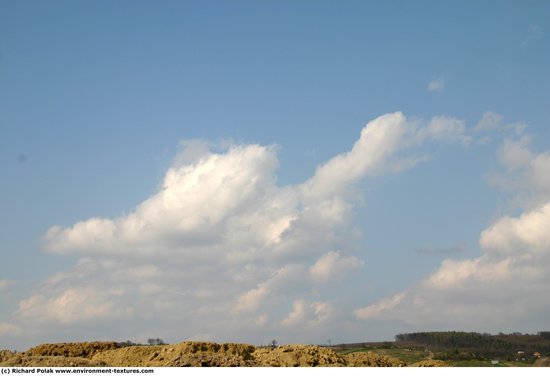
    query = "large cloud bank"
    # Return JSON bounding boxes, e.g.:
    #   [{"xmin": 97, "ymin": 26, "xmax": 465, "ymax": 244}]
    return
[{"xmin": 2, "ymin": 111, "xmax": 548, "ymax": 348}]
